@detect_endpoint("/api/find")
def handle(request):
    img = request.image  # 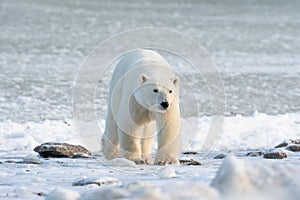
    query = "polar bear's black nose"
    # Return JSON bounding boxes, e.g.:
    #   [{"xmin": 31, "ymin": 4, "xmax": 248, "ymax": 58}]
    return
[{"xmin": 160, "ymin": 101, "xmax": 169, "ymax": 109}]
